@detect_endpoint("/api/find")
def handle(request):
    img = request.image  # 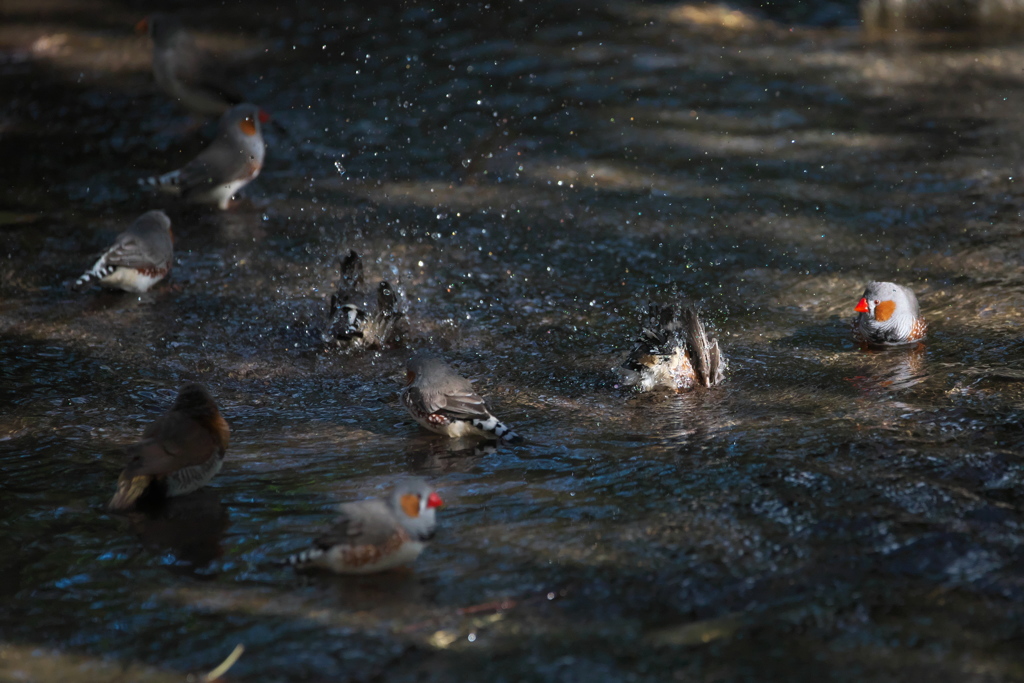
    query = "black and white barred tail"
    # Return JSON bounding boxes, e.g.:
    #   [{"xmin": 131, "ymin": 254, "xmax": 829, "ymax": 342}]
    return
[
  {"xmin": 72, "ymin": 263, "xmax": 116, "ymax": 292},
  {"xmin": 284, "ymin": 547, "xmax": 325, "ymax": 567},
  {"xmin": 139, "ymin": 170, "xmax": 182, "ymax": 193},
  {"xmin": 471, "ymin": 414, "xmax": 522, "ymax": 443}
]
